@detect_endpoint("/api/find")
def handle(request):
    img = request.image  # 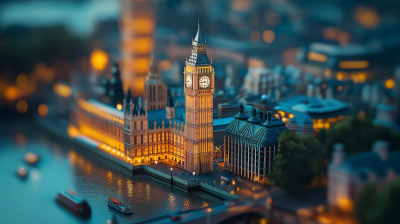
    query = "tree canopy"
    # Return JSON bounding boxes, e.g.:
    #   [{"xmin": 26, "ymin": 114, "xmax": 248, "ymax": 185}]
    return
[
  {"xmin": 319, "ymin": 116, "xmax": 400, "ymax": 160},
  {"xmin": 268, "ymin": 130, "xmax": 325, "ymax": 191},
  {"xmin": 355, "ymin": 180, "xmax": 400, "ymax": 224}
]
